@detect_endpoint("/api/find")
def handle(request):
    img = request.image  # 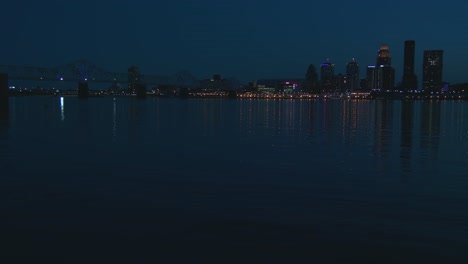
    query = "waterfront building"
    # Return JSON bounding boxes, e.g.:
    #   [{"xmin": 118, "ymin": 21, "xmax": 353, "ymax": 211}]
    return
[
  {"xmin": 422, "ymin": 50, "xmax": 444, "ymax": 91},
  {"xmin": 278, "ymin": 81, "xmax": 299, "ymax": 94},
  {"xmin": 368, "ymin": 44, "xmax": 395, "ymax": 91},
  {"xmin": 256, "ymin": 79, "xmax": 303, "ymax": 94},
  {"xmin": 336, "ymin": 73, "xmax": 347, "ymax": 93},
  {"xmin": 346, "ymin": 59, "xmax": 360, "ymax": 92},
  {"xmin": 376, "ymin": 44, "xmax": 391, "ymax": 66},
  {"xmin": 359, "ymin": 78, "xmax": 368, "ymax": 91},
  {"xmin": 199, "ymin": 74, "xmax": 232, "ymax": 91},
  {"xmin": 380, "ymin": 65, "xmax": 395, "ymax": 91},
  {"xmin": 401, "ymin": 40, "xmax": 418, "ymax": 91},
  {"xmin": 320, "ymin": 60, "xmax": 335, "ymax": 93},
  {"xmin": 303, "ymin": 64, "xmax": 319, "ymax": 93},
  {"xmin": 367, "ymin": 66, "xmax": 379, "ymax": 90},
  {"xmin": 366, "ymin": 65, "xmax": 395, "ymax": 91}
]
